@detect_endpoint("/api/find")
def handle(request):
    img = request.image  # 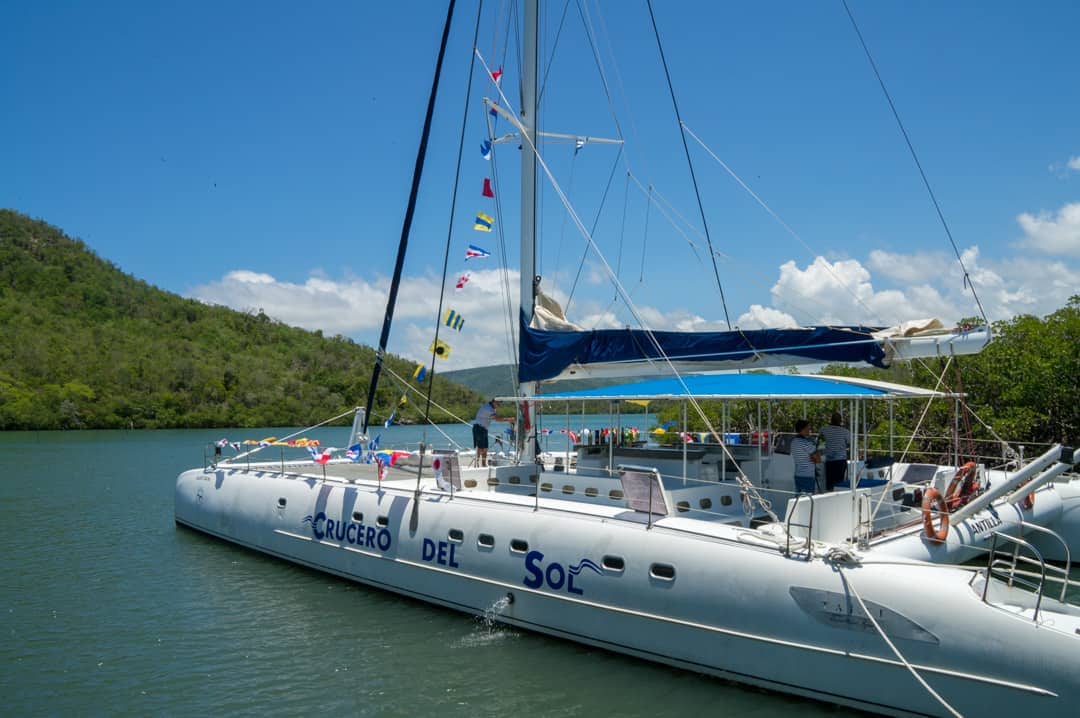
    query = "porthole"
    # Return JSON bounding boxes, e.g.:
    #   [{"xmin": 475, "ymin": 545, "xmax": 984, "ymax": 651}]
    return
[
  {"xmin": 352, "ymin": 511, "xmax": 364, "ymax": 522},
  {"xmin": 585, "ymin": 487, "xmax": 599, "ymax": 498},
  {"xmin": 510, "ymin": 539, "xmax": 529, "ymax": 554},
  {"xmin": 720, "ymin": 495, "xmax": 733, "ymax": 506},
  {"xmin": 676, "ymin": 501, "xmax": 690, "ymax": 513},
  {"xmin": 562, "ymin": 485, "xmax": 575, "ymax": 495},
  {"xmin": 464, "ymin": 479, "xmax": 477, "ymax": 488},
  {"xmin": 277, "ymin": 497, "xmax": 287, "ymax": 508},
  {"xmin": 609, "ymin": 489, "xmax": 624, "ymax": 500},
  {"xmin": 541, "ymin": 482, "xmax": 553, "ymax": 493},
  {"xmin": 448, "ymin": 528, "xmax": 464, "ymax": 543},
  {"xmin": 478, "ymin": 533, "xmax": 495, "ymax": 548},
  {"xmin": 529, "ymin": 476, "xmax": 537, "ymax": 484},
  {"xmin": 487, "ymin": 477, "xmax": 500, "ymax": 486},
  {"xmin": 602, "ymin": 555, "xmax": 625, "ymax": 572},
  {"xmin": 376, "ymin": 515, "xmax": 389, "ymax": 528},
  {"xmin": 509, "ymin": 475, "xmax": 521, "ymax": 485},
  {"xmin": 650, "ymin": 563, "xmax": 676, "ymax": 581},
  {"xmin": 699, "ymin": 498, "xmax": 713, "ymax": 510}
]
